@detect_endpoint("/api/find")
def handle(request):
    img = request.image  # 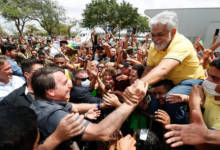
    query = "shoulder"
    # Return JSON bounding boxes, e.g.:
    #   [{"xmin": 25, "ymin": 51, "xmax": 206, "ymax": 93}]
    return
[
  {"xmin": 170, "ymin": 33, "xmax": 193, "ymax": 49},
  {"xmin": 12, "ymin": 76, "xmax": 25, "ymax": 84},
  {"xmin": 71, "ymin": 85, "xmax": 88, "ymax": 92}
]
